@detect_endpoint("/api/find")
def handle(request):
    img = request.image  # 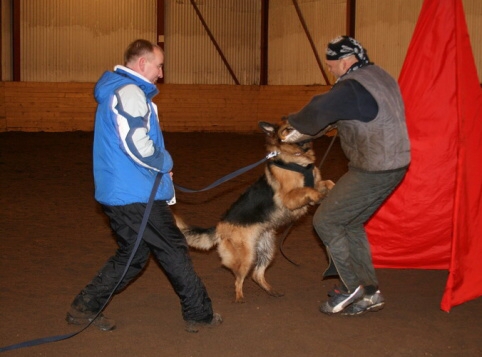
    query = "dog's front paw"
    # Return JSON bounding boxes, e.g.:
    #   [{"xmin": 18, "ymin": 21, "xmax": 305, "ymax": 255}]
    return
[
  {"xmin": 323, "ymin": 180, "xmax": 335, "ymax": 190},
  {"xmin": 316, "ymin": 180, "xmax": 335, "ymax": 198},
  {"xmin": 309, "ymin": 191, "xmax": 324, "ymax": 205}
]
